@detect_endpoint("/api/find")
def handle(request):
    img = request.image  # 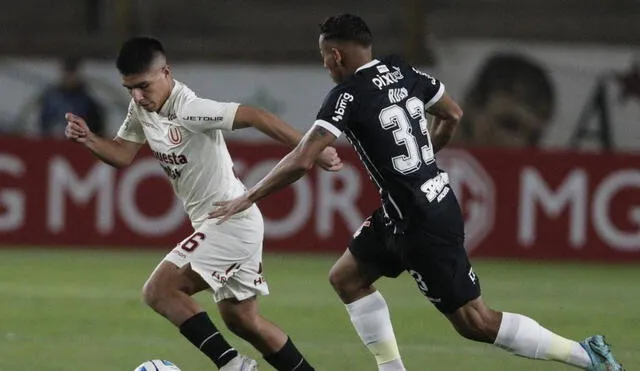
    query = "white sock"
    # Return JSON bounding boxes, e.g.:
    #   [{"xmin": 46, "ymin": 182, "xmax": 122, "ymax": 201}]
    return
[
  {"xmin": 345, "ymin": 291, "xmax": 406, "ymax": 371},
  {"xmin": 494, "ymin": 312, "xmax": 591, "ymax": 369}
]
